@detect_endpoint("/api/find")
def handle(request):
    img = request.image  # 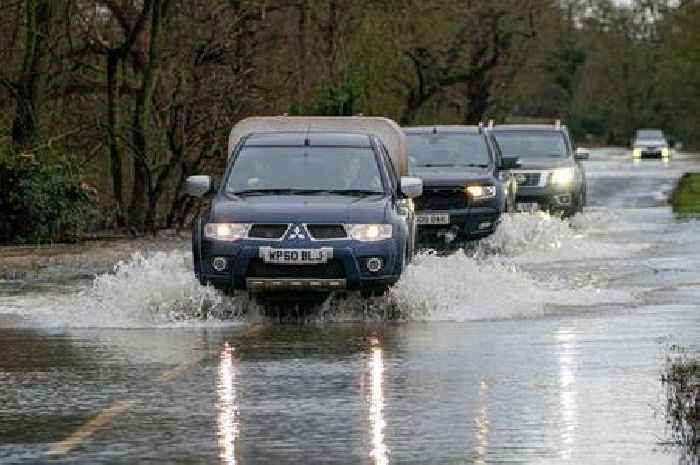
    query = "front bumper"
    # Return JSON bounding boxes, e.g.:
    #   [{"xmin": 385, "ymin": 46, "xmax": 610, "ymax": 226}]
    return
[
  {"xmin": 515, "ymin": 184, "xmax": 576, "ymax": 212},
  {"xmin": 197, "ymin": 238, "xmax": 401, "ymax": 293},
  {"xmin": 633, "ymin": 148, "xmax": 670, "ymax": 159},
  {"xmin": 416, "ymin": 207, "xmax": 501, "ymax": 241}
]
